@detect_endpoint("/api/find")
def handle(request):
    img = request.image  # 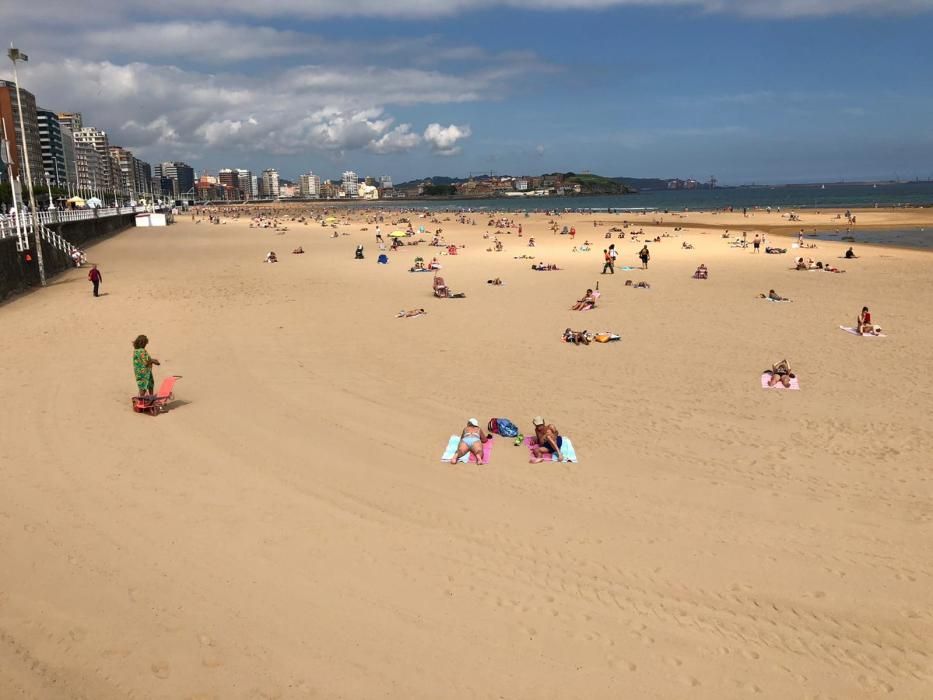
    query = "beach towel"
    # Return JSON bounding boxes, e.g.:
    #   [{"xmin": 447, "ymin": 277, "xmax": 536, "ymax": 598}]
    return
[
  {"xmin": 521, "ymin": 436, "xmax": 578, "ymax": 463},
  {"xmin": 441, "ymin": 435, "xmax": 494, "ymax": 464},
  {"xmin": 618, "ymin": 266, "xmax": 638, "ymax": 271},
  {"xmin": 764, "ymin": 298, "xmax": 792, "ymax": 303},
  {"xmin": 839, "ymin": 326, "xmax": 886, "ymax": 337},
  {"xmin": 760, "ymin": 373, "xmax": 800, "ymax": 390}
]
